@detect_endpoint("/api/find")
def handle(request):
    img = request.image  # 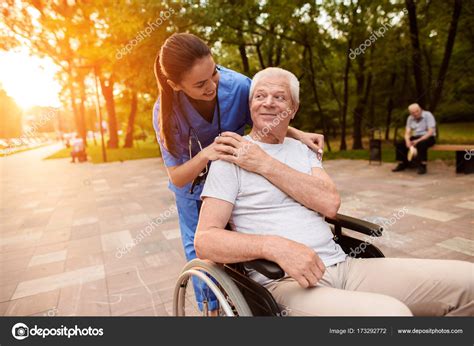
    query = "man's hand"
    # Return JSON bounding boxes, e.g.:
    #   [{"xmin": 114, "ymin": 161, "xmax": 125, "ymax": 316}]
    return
[{"xmin": 264, "ymin": 236, "xmax": 326, "ymax": 288}]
